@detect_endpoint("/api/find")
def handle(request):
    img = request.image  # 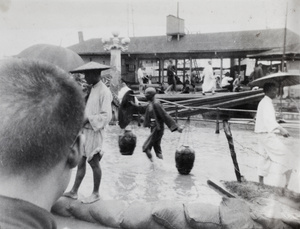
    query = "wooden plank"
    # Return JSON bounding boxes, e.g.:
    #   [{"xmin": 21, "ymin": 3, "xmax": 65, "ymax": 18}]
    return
[
  {"xmin": 163, "ymin": 90, "xmax": 263, "ymax": 111},
  {"xmin": 207, "ymin": 180, "xmax": 236, "ymax": 198},
  {"xmin": 168, "ymin": 93, "xmax": 264, "ymax": 117},
  {"xmin": 209, "ymin": 93, "xmax": 264, "ymax": 108}
]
